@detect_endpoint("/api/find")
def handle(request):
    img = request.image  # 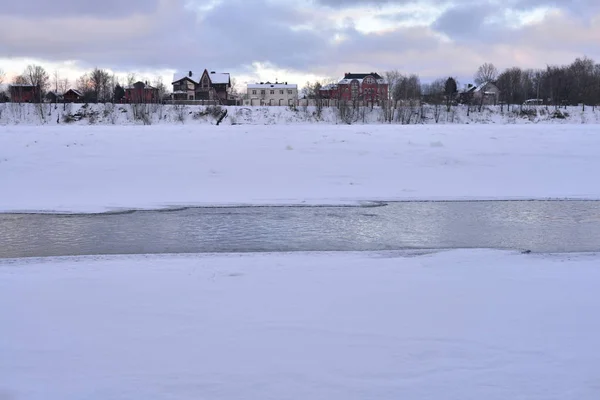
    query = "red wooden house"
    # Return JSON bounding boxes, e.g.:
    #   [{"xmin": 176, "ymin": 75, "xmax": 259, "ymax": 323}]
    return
[
  {"xmin": 124, "ymin": 81, "xmax": 159, "ymax": 103},
  {"xmin": 63, "ymin": 89, "xmax": 84, "ymax": 103},
  {"xmin": 10, "ymin": 84, "xmax": 41, "ymax": 103}
]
